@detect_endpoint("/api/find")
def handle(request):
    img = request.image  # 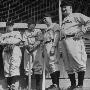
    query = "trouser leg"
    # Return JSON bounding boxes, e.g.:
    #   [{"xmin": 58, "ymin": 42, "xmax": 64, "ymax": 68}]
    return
[
  {"xmin": 50, "ymin": 71, "xmax": 60, "ymax": 87},
  {"xmin": 78, "ymin": 71, "xmax": 85, "ymax": 86},
  {"xmin": 25, "ymin": 75, "xmax": 28, "ymax": 88},
  {"xmin": 46, "ymin": 71, "xmax": 60, "ymax": 90},
  {"xmin": 35, "ymin": 74, "xmax": 42, "ymax": 90},
  {"xmin": 7, "ymin": 77, "xmax": 12, "ymax": 90},
  {"xmin": 10, "ymin": 76, "xmax": 20, "ymax": 90},
  {"xmin": 68, "ymin": 73, "xmax": 76, "ymax": 87}
]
